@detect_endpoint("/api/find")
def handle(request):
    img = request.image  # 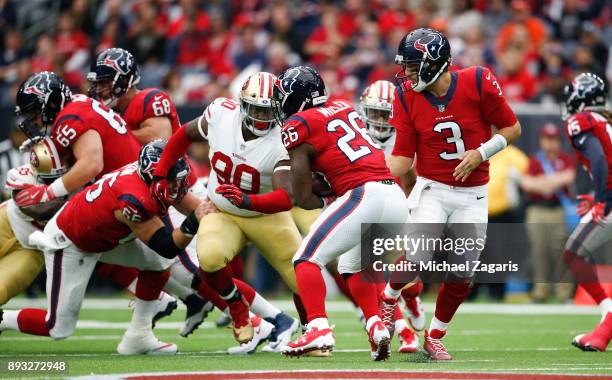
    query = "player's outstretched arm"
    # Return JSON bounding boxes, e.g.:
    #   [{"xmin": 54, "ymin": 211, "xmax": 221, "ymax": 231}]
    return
[
  {"xmin": 153, "ymin": 117, "xmax": 208, "ymax": 178},
  {"xmin": 132, "ymin": 116, "xmax": 173, "ymax": 145}
]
